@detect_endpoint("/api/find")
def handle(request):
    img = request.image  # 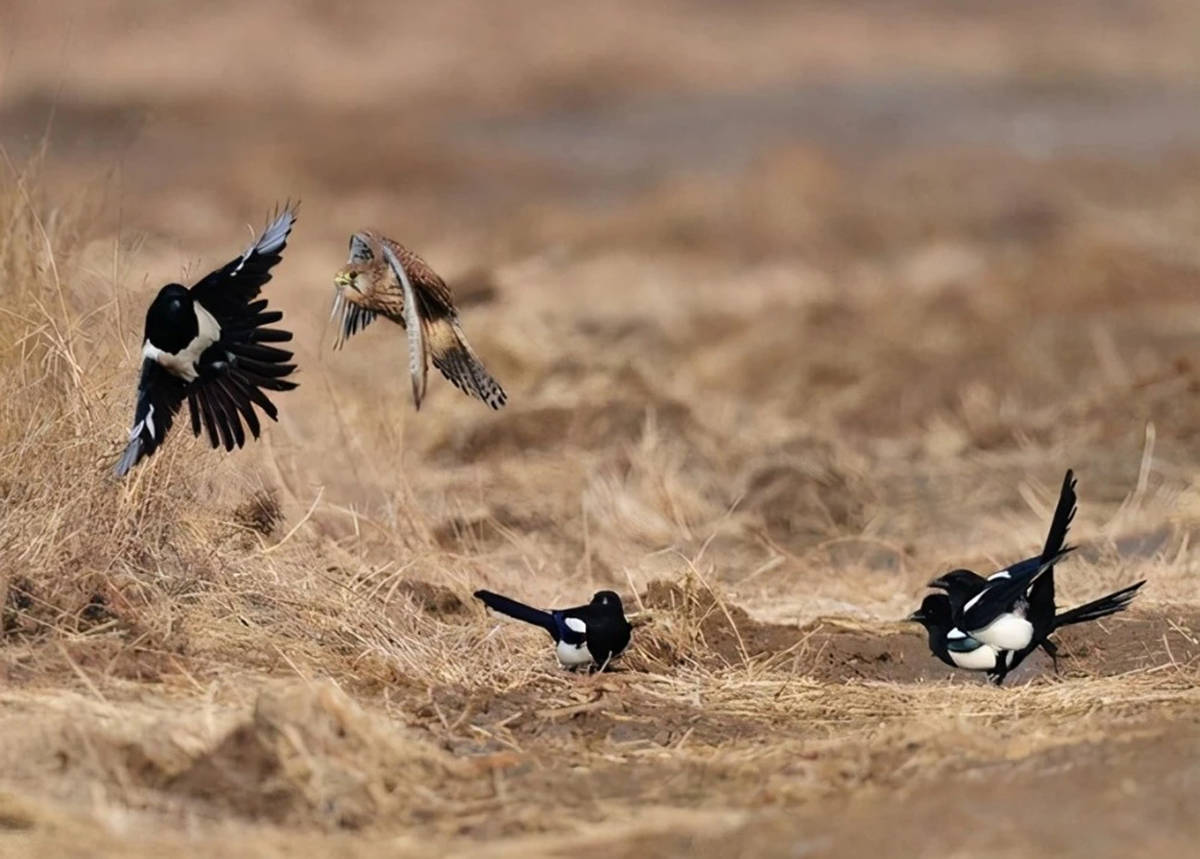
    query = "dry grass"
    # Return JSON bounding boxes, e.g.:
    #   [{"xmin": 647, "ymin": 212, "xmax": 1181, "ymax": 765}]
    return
[{"xmin": 3, "ymin": 2, "xmax": 1200, "ymax": 857}]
